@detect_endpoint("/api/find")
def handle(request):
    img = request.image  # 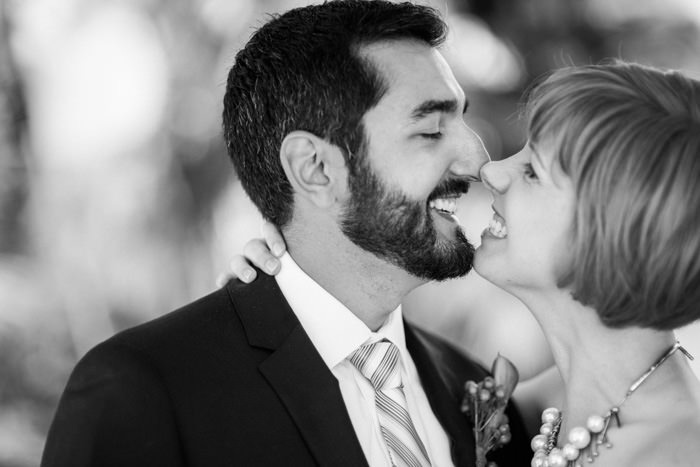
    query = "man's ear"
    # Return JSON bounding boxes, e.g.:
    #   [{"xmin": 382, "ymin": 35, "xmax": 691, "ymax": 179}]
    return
[{"xmin": 280, "ymin": 131, "xmax": 347, "ymax": 208}]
